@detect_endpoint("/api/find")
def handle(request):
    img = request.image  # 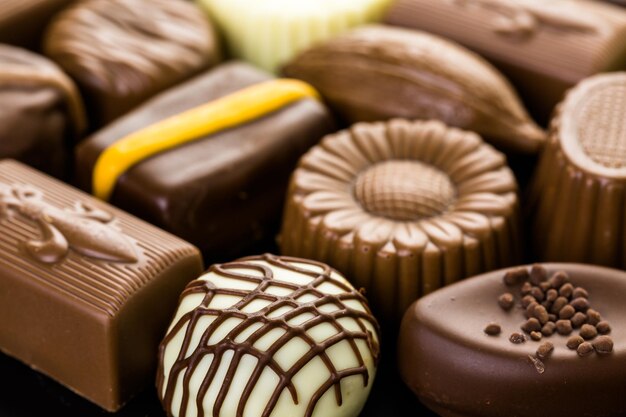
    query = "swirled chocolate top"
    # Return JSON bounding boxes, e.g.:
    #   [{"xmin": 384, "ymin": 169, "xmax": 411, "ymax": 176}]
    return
[{"xmin": 44, "ymin": 0, "xmax": 221, "ymax": 126}]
